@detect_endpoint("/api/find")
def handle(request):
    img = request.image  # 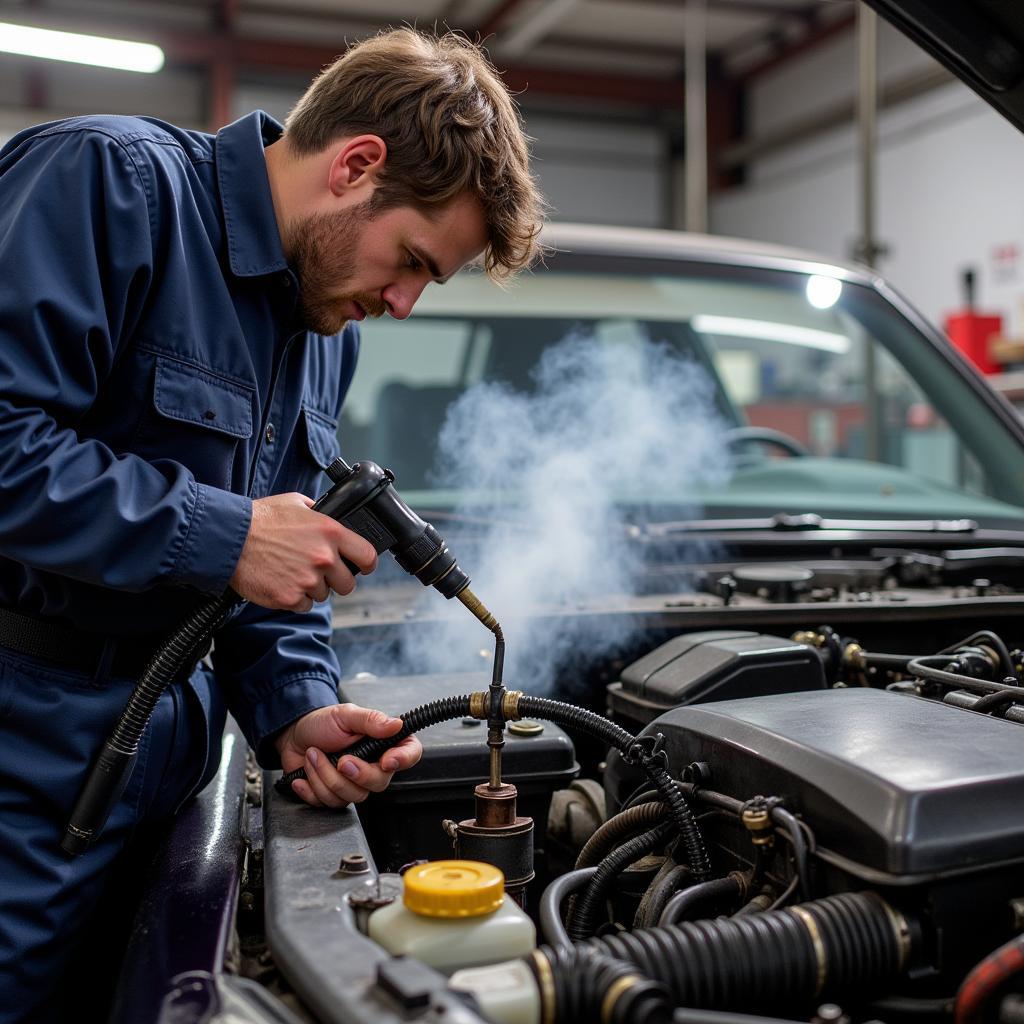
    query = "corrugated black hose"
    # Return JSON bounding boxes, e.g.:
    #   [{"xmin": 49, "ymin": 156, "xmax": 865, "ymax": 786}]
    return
[
  {"xmin": 580, "ymin": 891, "xmax": 908, "ymax": 1011},
  {"xmin": 566, "ymin": 820, "xmax": 676, "ymax": 941},
  {"xmin": 62, "ymin": 590, "xmax": 240, "ymax": 855},
  {"xmin": 536, "ymin": 945, "xmax": 674, "ymax": 1024},
  {"xmin": 274, "ymin": 693, "xmax": 711, "ymax": 883},
  {"xmin": 529, "ymin": 891, "xmax": 910, "ymax": 1022}
]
